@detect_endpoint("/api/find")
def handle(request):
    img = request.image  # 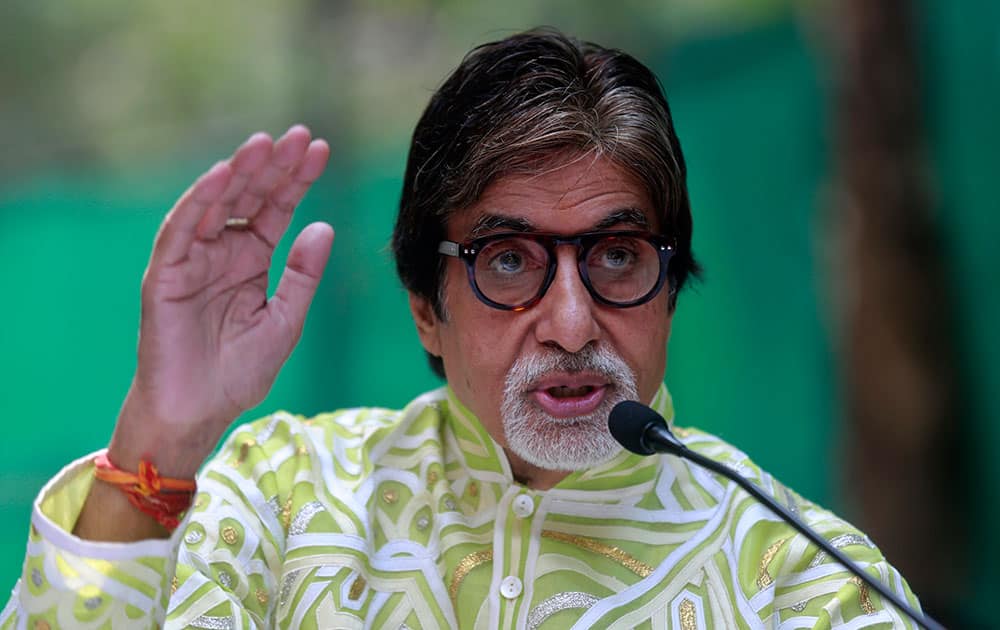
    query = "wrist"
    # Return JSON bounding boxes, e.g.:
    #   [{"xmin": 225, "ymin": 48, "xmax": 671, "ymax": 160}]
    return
[
  {"xmin": 93, "ymin": 452, "xmax": 196, "ymax": 532},
  {"xmin": 112, "ymin": 390, "xmax": 232, "ymax": 478},
  {"xmin": 107, "ymin": 430, "xmax": 210, "ymax": 481}
]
